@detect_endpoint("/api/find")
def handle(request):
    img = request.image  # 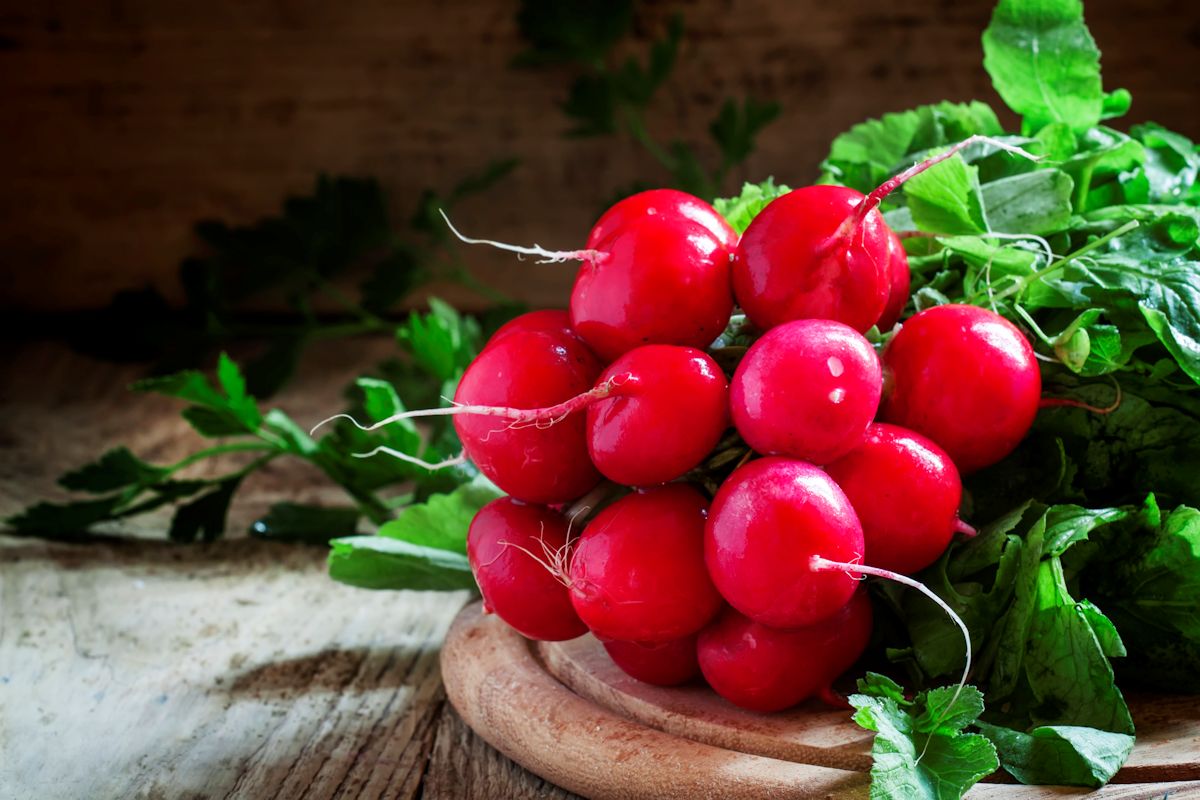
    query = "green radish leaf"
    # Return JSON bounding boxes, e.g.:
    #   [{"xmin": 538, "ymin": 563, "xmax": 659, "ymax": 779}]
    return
[
  {"xmin": 1131, "ymin": 123, "xmax": 1200, "ymax": 203},
  {"xmin": 904, "ymin": 154, "xmax": 988, "ymax": 235},
  {"xmin": 976, "ymin": 723, "xmax": 1134, "ymax": 787},
  {"xmin": 713, "ymin": 178, "xmax": 792, "ymax": 234},
  {"xmin": 980, "ymin": 169, "xmax": 1074, "ymax": 234},
  {"xmin": 982, "ymin": 0, "xmax": 1105, "ymax": 134},
  {"xmin": 327, "ymin": 536, "xmax": 477, "ymax": 591}
]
